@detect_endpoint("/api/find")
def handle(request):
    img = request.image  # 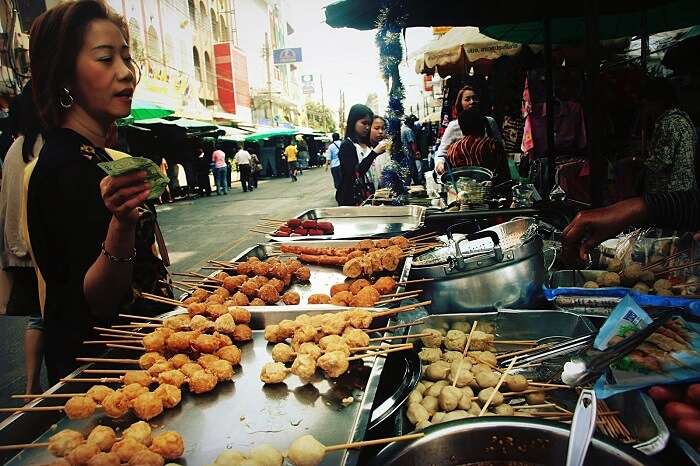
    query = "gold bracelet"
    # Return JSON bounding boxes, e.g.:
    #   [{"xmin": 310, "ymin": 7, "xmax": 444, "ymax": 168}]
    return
[{"xmin": 101, "ymin": 242, "xmax": 136, "ymax": 263}]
